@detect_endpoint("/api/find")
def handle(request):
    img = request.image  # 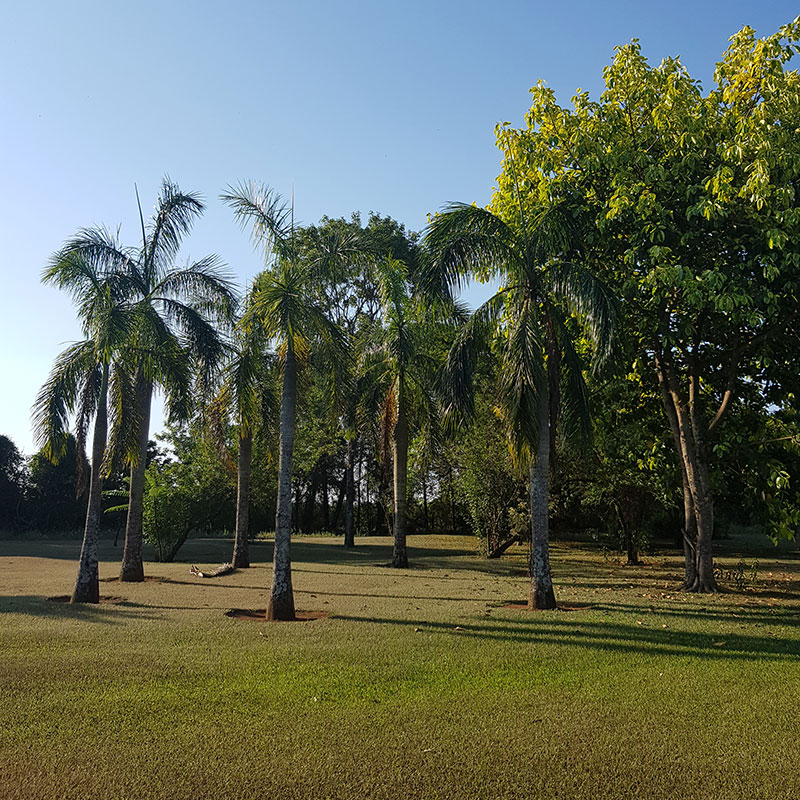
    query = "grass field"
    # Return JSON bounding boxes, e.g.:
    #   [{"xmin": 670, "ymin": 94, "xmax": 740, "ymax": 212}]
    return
[{"xmin": 1, "ymin": 533, "xmax": 799, "ymax": 799}]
